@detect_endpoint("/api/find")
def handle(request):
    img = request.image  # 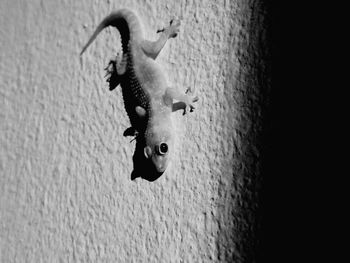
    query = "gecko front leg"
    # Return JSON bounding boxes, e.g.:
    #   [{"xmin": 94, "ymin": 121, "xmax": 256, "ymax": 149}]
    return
[
  {"xmin": 165, "ymin": 87, "xmax": 199, "ymax": 115},
  {"xmin": 142, "ymin": 18, "xmax": 181, "ymax": 60}
]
